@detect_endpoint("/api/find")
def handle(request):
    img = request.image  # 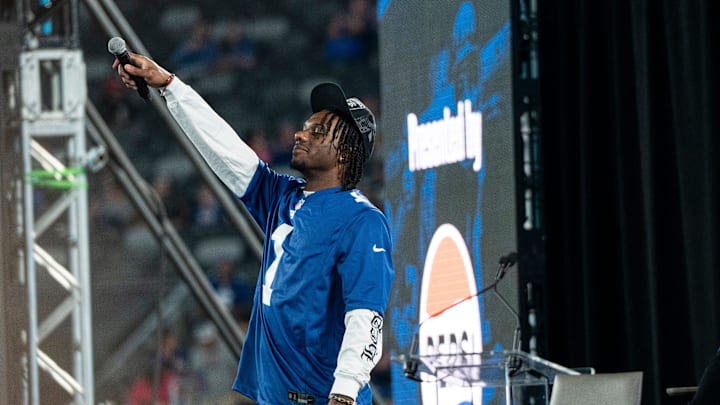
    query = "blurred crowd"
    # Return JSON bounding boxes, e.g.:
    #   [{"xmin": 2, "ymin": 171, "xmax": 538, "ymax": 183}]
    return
[
  {"xmin": 79, "ymin": 0, "xmax": 391, "ymax": 404},
  {"xmin": 90, "ymin": 0, "xmax": 385, "ymax": 238}
]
